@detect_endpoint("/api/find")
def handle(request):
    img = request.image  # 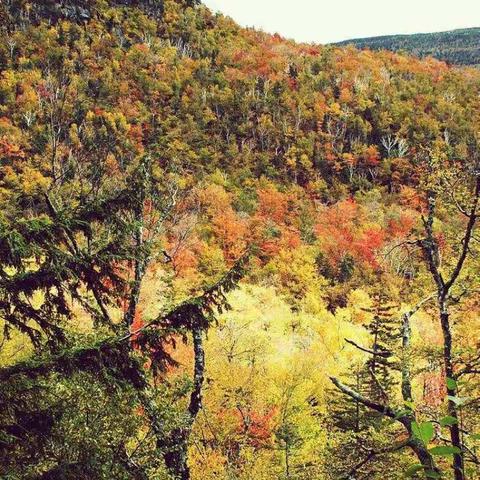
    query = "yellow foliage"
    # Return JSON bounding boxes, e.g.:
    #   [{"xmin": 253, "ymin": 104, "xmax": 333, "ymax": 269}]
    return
[{"xmin": 189, "ymin": 284, "xmax": 372, "ymax": 478}]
